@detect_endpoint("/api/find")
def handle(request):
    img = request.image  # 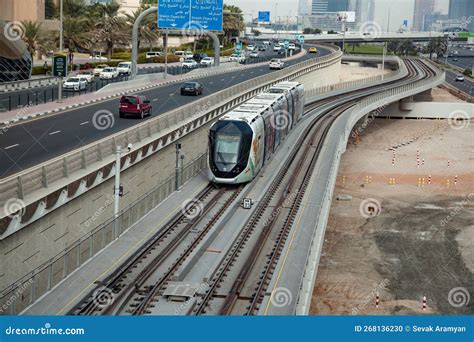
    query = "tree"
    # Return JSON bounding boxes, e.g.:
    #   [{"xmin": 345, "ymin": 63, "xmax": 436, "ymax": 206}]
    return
[
  {"xmin": 92, "ymin": 3, "xmax": 130, "ymax": 59},
  {"xmin": 125, "ymin": 6, "xmax": 160, "ymax": 51},
  {"xmin": 426, "ymin": 37, "xmax": 446, "ymax": 60},
  {"xmin": 223, "ymin": 4, "xmax": 244, "ymax": 45},
  {"xmin": 21, "ymin": 20, "xmax": 48, "ymax": 57}
]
